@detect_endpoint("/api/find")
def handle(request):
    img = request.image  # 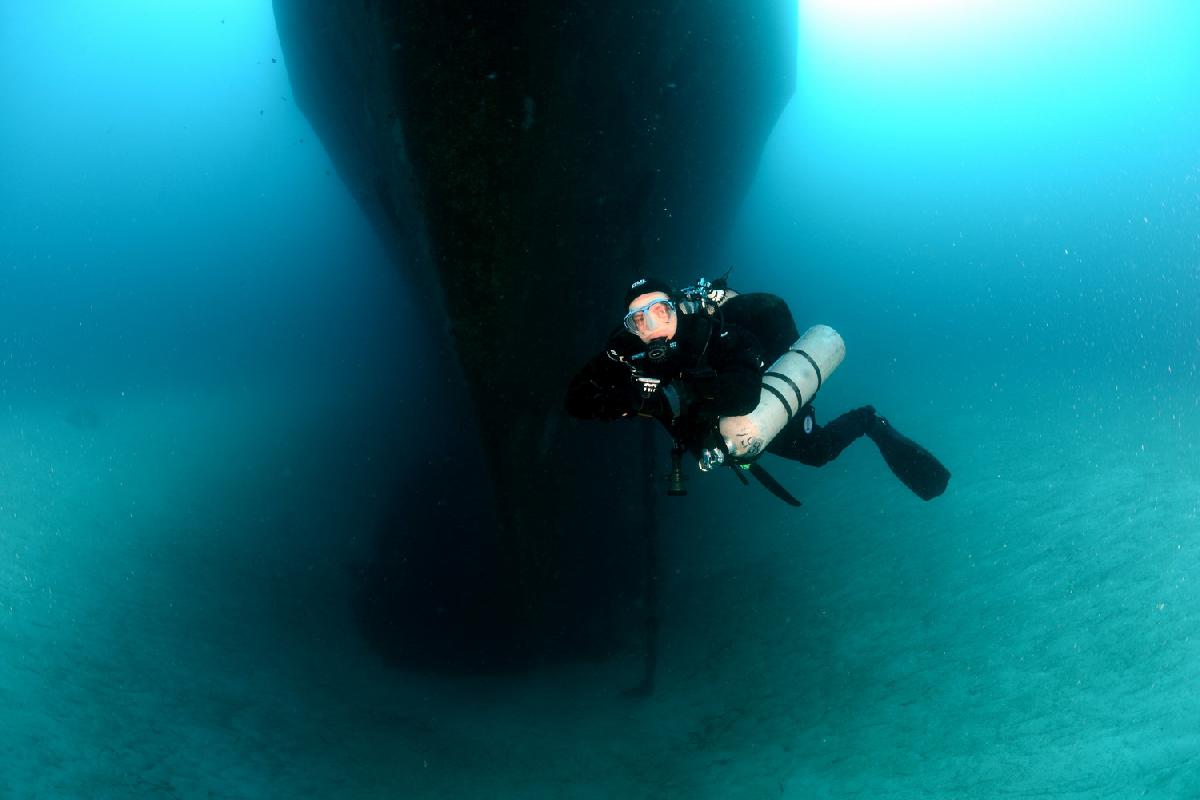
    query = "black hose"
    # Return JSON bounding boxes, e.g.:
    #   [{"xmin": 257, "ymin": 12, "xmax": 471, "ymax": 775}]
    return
[{"xmin": 624, "ymin": 422, "xmax": 660, "ymax": 697}]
